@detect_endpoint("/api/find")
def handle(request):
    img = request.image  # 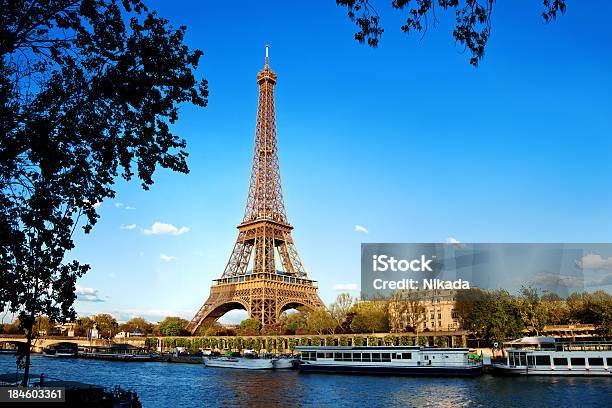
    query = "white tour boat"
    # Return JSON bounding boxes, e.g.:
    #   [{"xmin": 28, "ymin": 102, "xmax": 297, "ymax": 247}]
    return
[
  {"xmin": 296, "ymin": 345, "xmax": 483, "ymax": 376},
  {"xmin": 492, "ymin": 336, "xmax": 612, "ymax": 376},
  {"xmin": 272, "ymin": 356, "xmax": 297, "ymax": 369},
  {"xmin": 203, "ymin": 350, "xmax": 275, "ymax": 370}
]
